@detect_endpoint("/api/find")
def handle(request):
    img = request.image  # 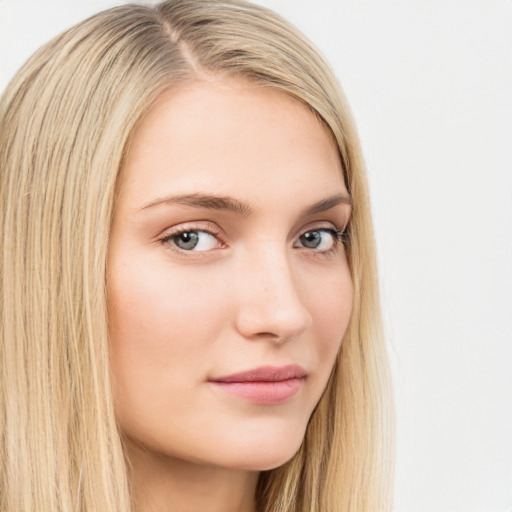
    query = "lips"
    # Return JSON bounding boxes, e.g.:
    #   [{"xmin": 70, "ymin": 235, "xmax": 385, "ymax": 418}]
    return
[{"xmin": 209, "ymin": 365, "xmax": 307, "ymax": 405}]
